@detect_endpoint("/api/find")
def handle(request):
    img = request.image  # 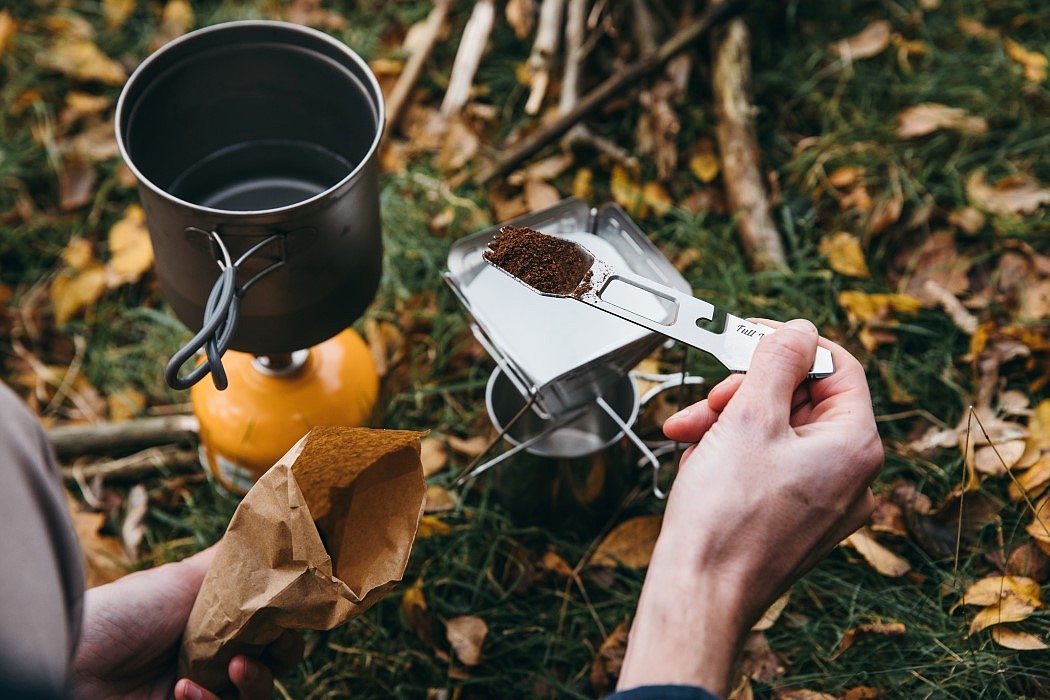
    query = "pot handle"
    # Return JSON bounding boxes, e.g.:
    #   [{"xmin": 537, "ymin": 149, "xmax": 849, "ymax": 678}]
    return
[{"xmin": 164, "ymin": 230, "xmax": 283, "ymax": 390}]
